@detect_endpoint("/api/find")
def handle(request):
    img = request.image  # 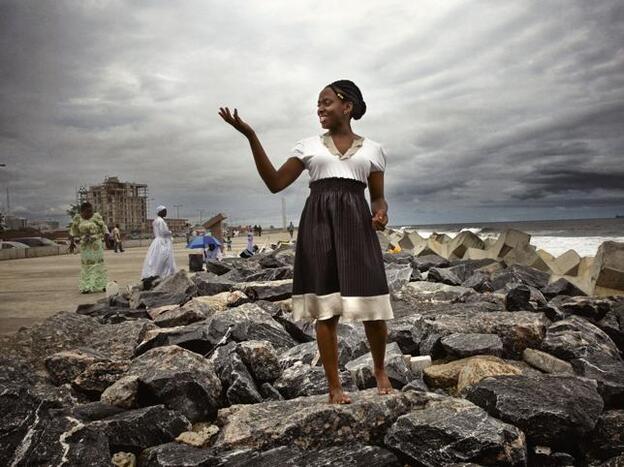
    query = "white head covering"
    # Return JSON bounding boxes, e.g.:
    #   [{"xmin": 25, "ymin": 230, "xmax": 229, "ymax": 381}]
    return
[{"xmin": 156, "ymin": 205, "xmax": 167, "ymax": 214}]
